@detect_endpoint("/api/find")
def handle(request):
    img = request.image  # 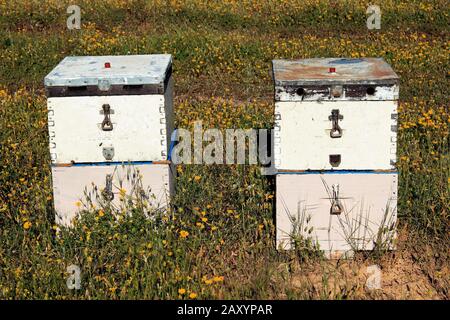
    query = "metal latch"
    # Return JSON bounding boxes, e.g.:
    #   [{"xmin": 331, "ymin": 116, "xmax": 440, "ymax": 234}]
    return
[
  {"xmin": 102, "ymin": 146, "xmax": 114, "ymax": 161},
  {"xmin": 329, "ymin": 154, "xmax": 341, "ymax": 167},
  {"xmin": 329, "ymin": 109, "xmax": 343, "ymax": 138},
  {"xmin": 101, "ymin": 104, "xmax": 114, "ymax": 131},
  {"xmin": 102, "ymin": 174, "xmax": 114, "ymax": 201},
  {"xmin": 330, "ymin": 184, "xmax": 343, "ymax": 215}
]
